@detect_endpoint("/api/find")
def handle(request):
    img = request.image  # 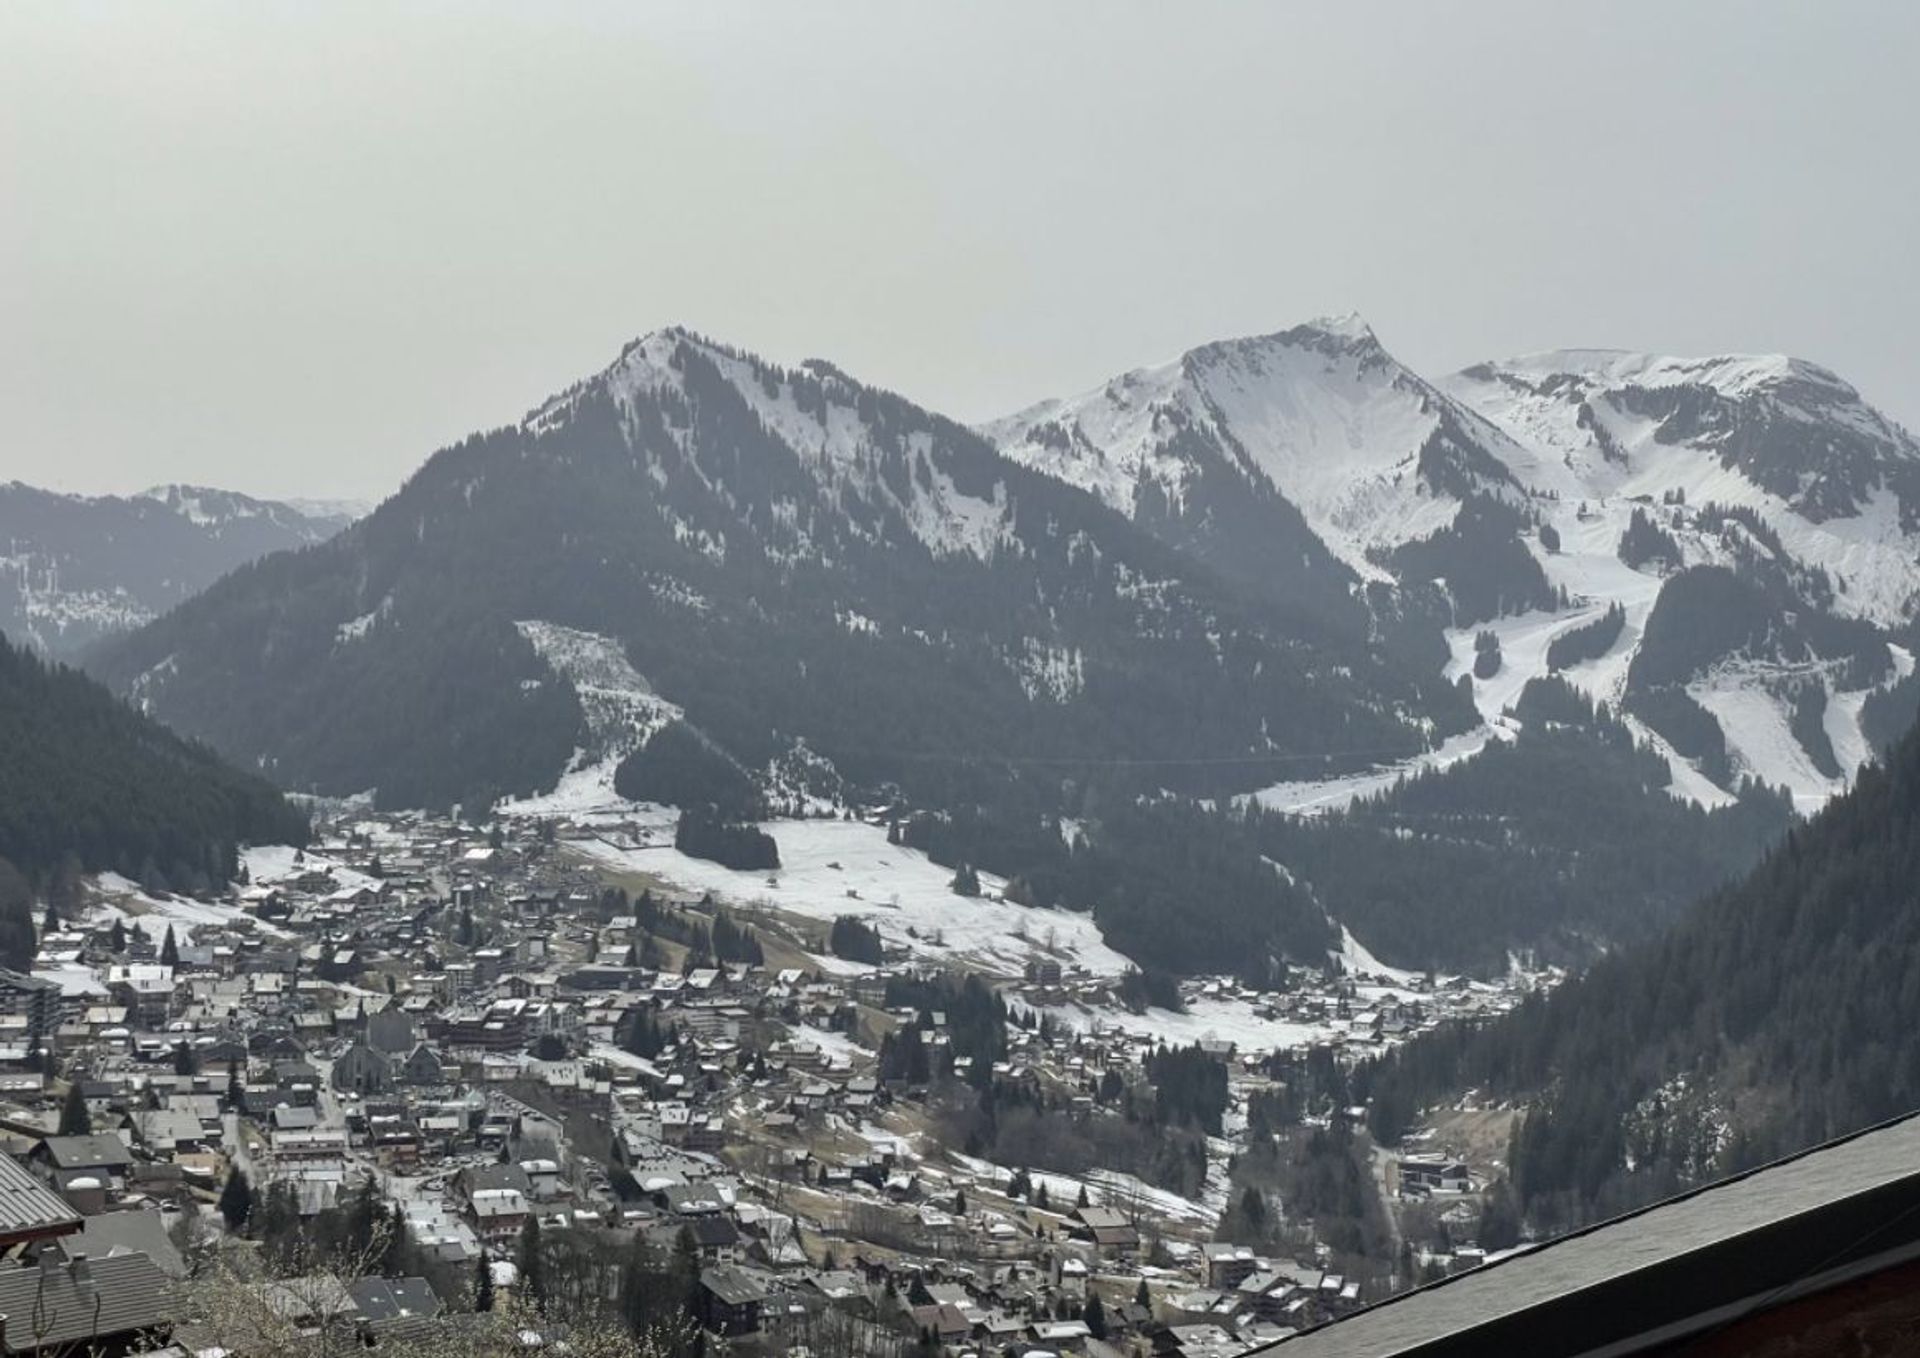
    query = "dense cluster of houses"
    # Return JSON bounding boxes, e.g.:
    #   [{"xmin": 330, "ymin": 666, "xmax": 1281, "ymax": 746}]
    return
[{"xmin": 0, "ymin": 808, "xmax": 1526, "ymax": 1357}]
